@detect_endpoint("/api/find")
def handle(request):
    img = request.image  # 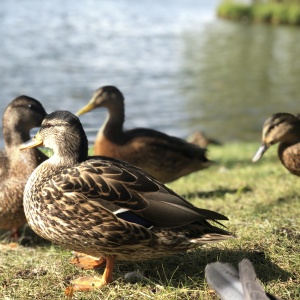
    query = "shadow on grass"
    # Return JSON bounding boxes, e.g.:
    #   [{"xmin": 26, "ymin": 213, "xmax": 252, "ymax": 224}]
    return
[
  {"xmin": 112, "ymin": 248, "xmax": 290, "ymax": 288},
  {"xmin": 182, "ymin": 186, "xmax": 252, "ymax": 200},
  {"xmin": 0, "ymin": 224, "xmax": 51, "ymax": 247},
  {"xmin": 217, "ymin": 152, "xmax": 277, "ymax": 169}
]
